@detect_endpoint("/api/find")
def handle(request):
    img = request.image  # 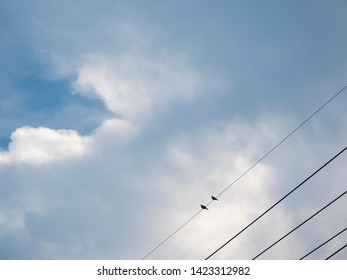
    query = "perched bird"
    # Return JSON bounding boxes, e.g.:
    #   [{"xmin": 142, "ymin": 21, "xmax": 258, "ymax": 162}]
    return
[
  {"xmin": 201, "ymin": 204, "xmax": 208, "ymax": 210},
  {"xmin": 211, "ymin": 195, "xmax": 218, "ymax": 201}
]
